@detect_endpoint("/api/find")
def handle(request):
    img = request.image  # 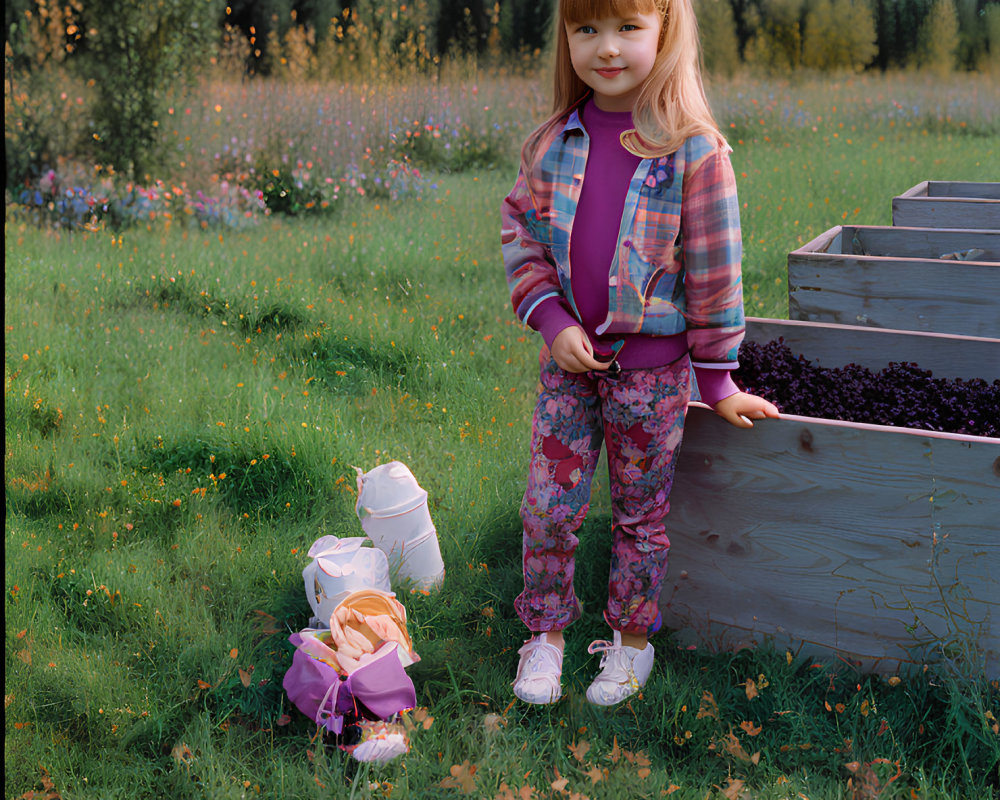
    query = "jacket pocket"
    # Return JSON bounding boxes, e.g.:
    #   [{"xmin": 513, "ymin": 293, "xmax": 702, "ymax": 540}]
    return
[{"xmin": 630, "ymin": 172, "xmax": 681, "ymax": 267}]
